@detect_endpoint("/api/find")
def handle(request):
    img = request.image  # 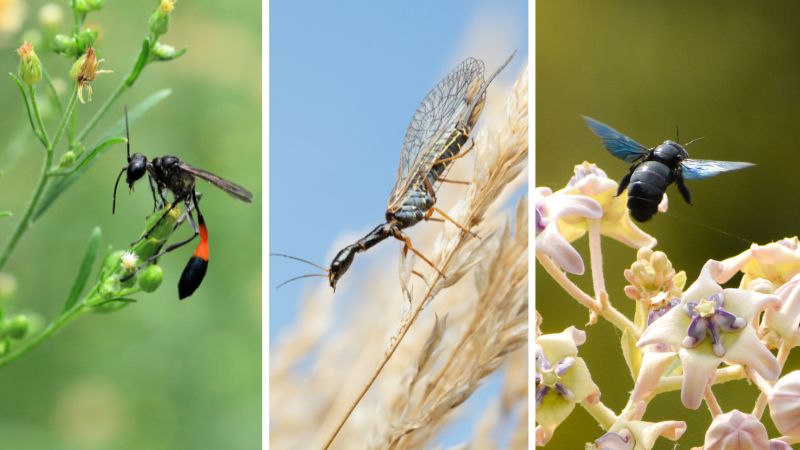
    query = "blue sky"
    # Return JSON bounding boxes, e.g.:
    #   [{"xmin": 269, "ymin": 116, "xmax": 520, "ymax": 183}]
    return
[{"xmin": 270, "ymin": 0, "xmax": 527, "ymax": 446}]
